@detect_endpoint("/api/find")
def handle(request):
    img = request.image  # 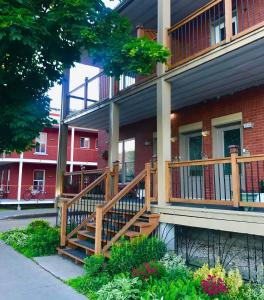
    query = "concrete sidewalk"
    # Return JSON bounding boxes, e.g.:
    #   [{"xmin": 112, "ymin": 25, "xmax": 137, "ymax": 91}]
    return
[
  {"xmin": 0, "ymin": 241, "xmax": 87, "ymax": 300},
  {"xmin": 0, "ymin": 208, "xmax": 57, "ymax": 220}
]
